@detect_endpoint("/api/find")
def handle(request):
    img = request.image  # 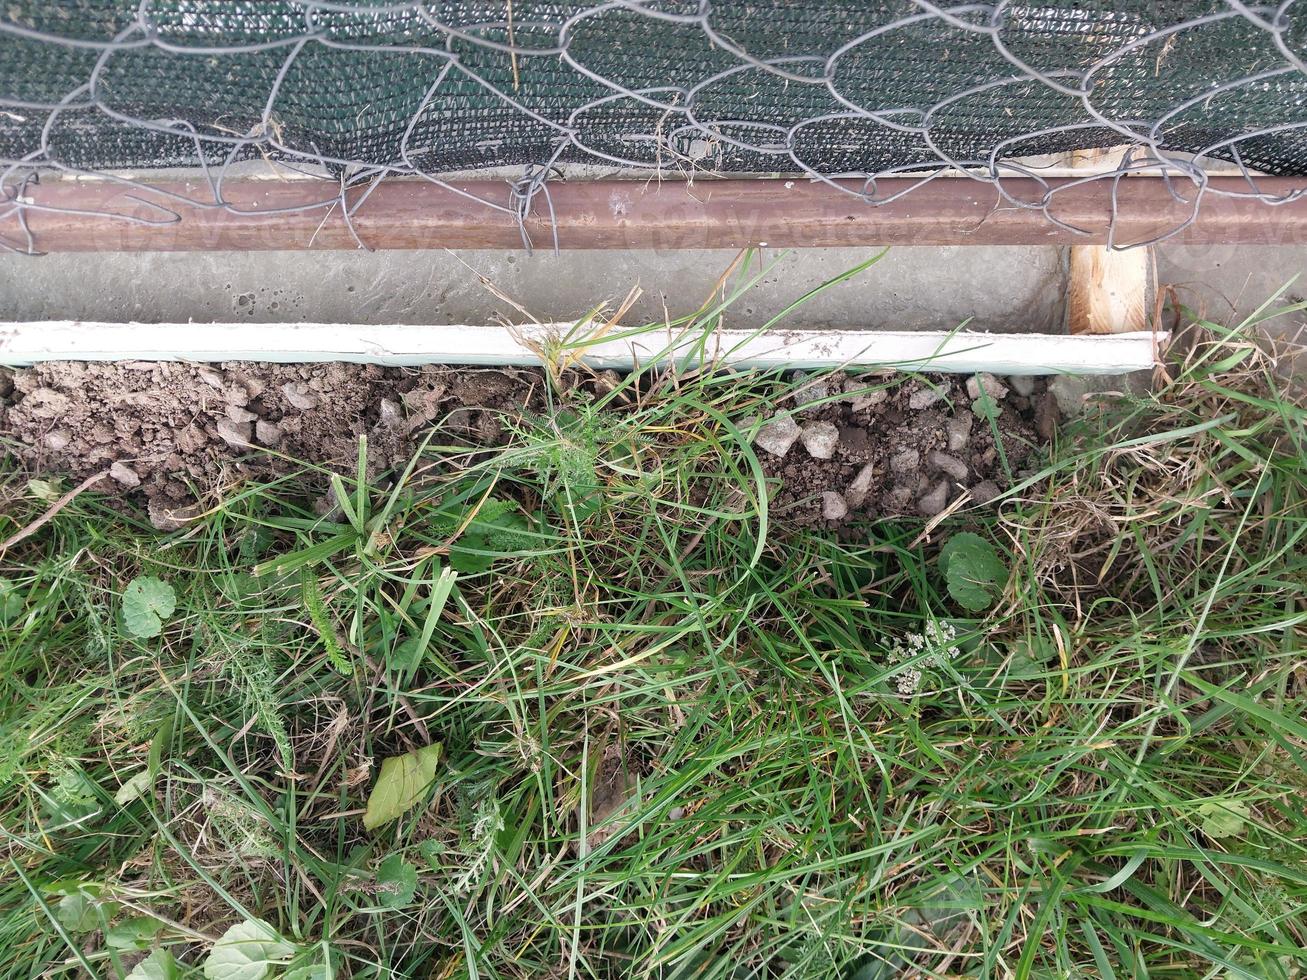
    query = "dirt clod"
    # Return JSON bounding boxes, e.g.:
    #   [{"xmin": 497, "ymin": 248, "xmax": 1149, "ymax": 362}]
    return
[
  {"xmin": 109, "ymin": 461, "xmax": 141, "ymax": 487},
  {"xmin": 929, "ymin": 452, "xmax": 969, "ymax": 481},
  {"xmin": 845, "ymin": 462, "xmax": 876, "ymax": 507},
  {"xmin": 44, "ymin": 428, "xmax": 72, "ymax": 451},
  {"xmin": 967, "ymin": 373, "xmax": 1009, "ymax": 401},
  {"xmin": 918, "ymin": 480, "xmax": 950, "ymax": 516},
  {"xmin": 255, "ymin": 420, "xmax": 283, "ymax": 445},
  {"xmin": 891, "ymin": 449, "xmax": 919, "ymax": 475},
  {"xmin": 216, "ymin": 419, "xmax": 253, "ymax": 448},
  {"xmin": 1008, "ymin": 374, "xmax": 1036, "ymax": 397},
  {"xmin": 971, "ymin": 480, "xmax": 1001, "ymax": 505},
  {"xmin": 281, "ymin": 381, "xmax": 319, "ymax": 411},
  {"xmin": 946, "ymin": 415, "xmax": 972, "ymax": 451}
]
